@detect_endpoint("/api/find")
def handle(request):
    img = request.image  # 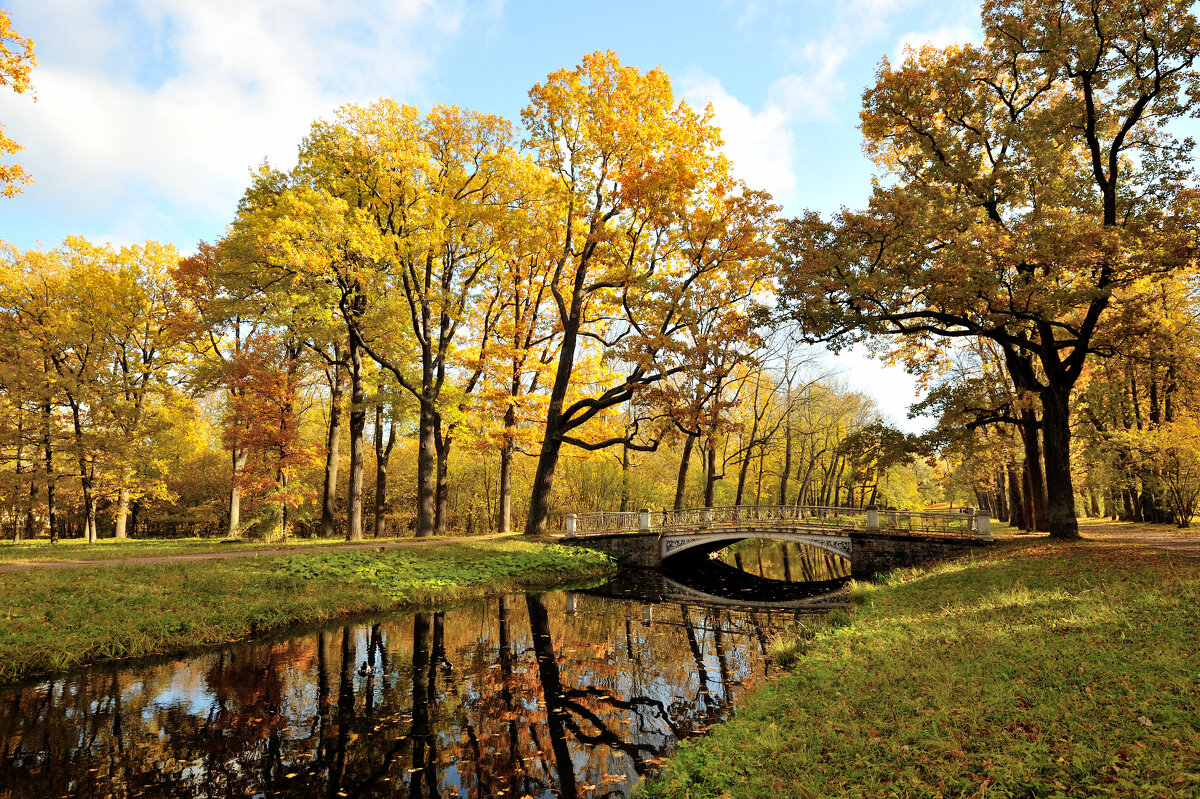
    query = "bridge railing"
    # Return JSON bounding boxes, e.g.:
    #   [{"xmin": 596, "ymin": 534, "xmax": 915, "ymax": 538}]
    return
[
  {"xmin": 563, "ymin": 504, "xmax": 992, "ymax": 540},
  {"xmin": 876, "ymin": 509, "xmax": 978, "ymax": 538},
  {"xmin": 570, "ymin": 510, "xmax": 641, "ymax": 534}
]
